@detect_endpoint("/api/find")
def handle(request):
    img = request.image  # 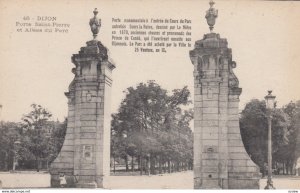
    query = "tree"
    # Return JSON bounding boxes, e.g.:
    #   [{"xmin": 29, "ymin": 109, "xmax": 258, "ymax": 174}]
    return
[
  {"xmin": 111, "ymin": 81, "xmax": 193, "ymax": 175},
  {"xmin": 0, "ymin": 121, "xmax": 22, "ymax": 171},
  {"xmin": 48, "ymin": 119, "xmax": 67, "ymax": 164},
  {"xmin": 21, "ymin": 104, "xmax": 52, "ymax": 171},
  {"xmin": 278, "ymin": 100, "xmax": 300, "ymax": 174},
  {"xmin": 0, "ymin": 105, "xmax": 67, "ymax": 171},
  {"xmin": 240, "ymin": 99, "xmax": 289, "ymax": 174}
]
